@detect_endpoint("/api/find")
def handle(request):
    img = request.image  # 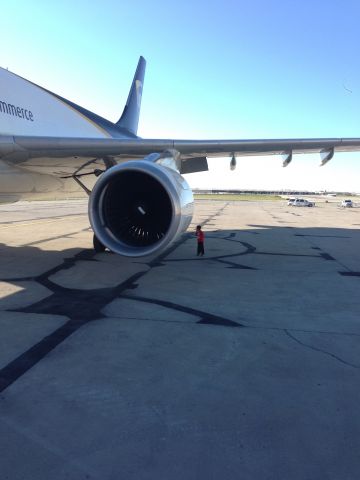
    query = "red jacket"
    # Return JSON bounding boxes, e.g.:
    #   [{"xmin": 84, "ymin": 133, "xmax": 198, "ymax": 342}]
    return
[{"xmin": 196, "ymin": 230, "xmax": 204, "ymax": 243}]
